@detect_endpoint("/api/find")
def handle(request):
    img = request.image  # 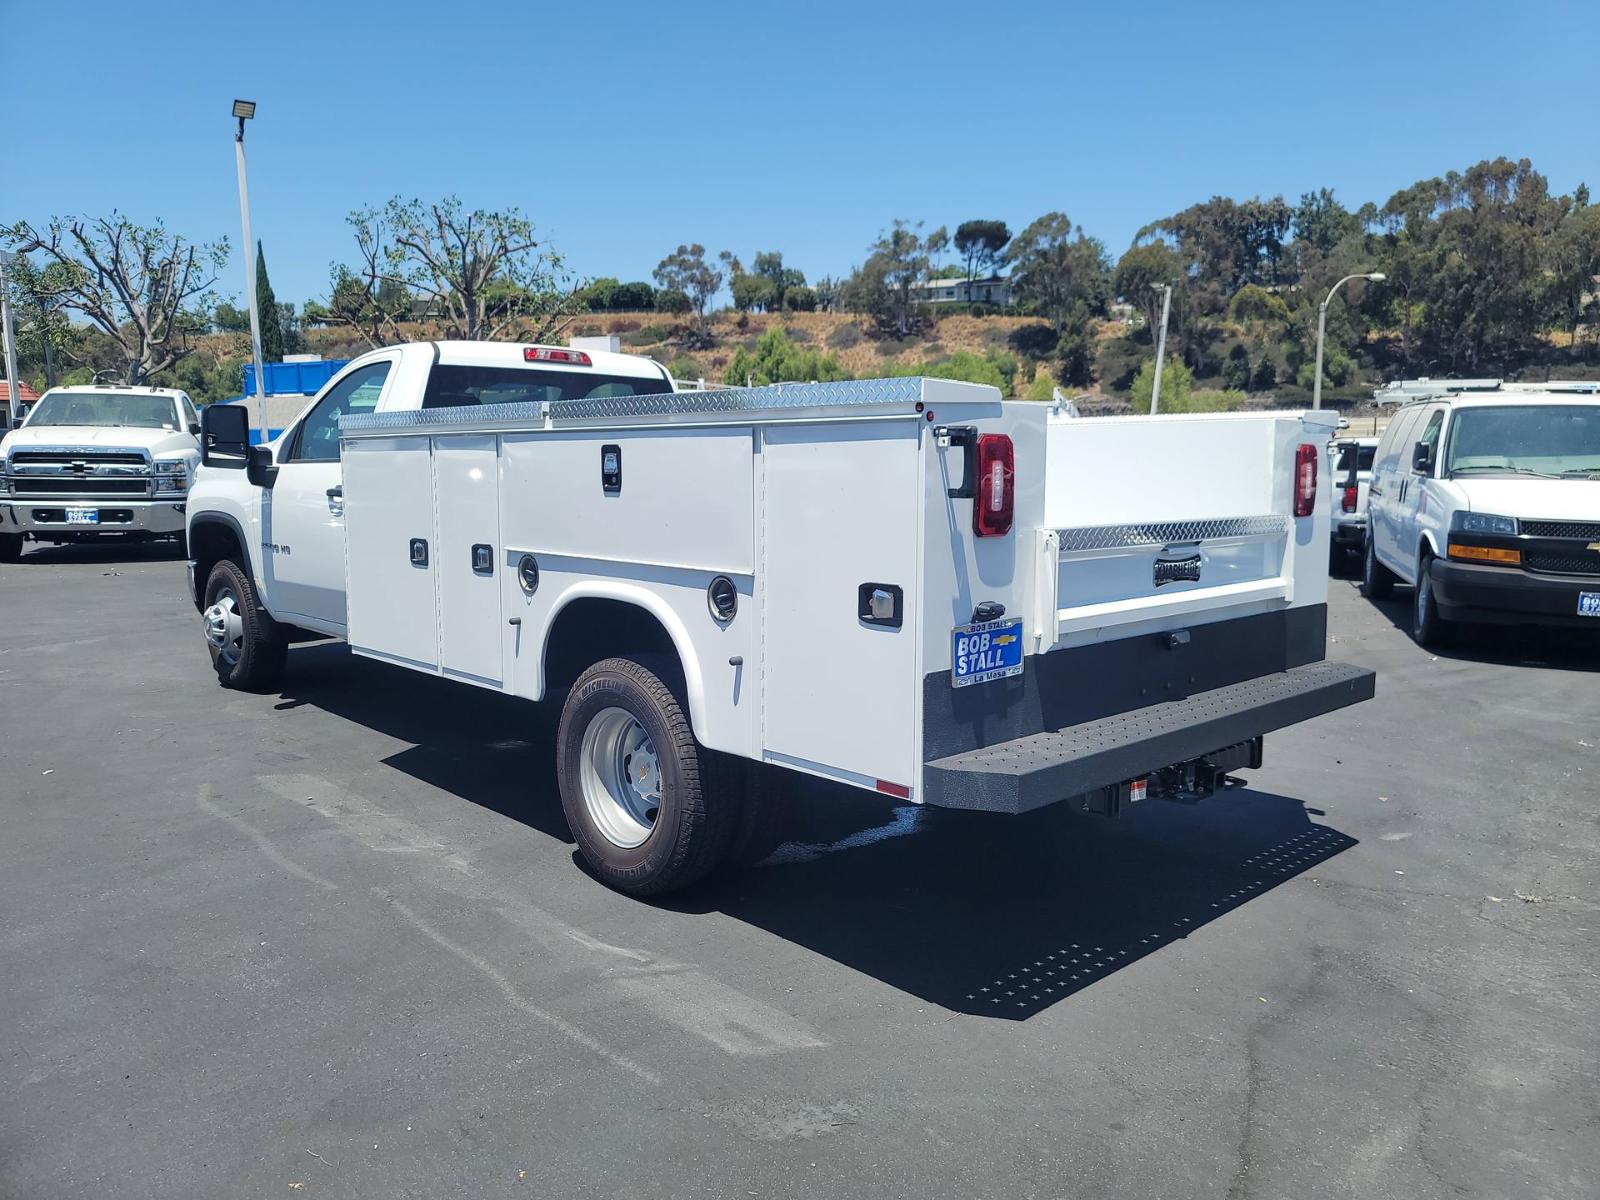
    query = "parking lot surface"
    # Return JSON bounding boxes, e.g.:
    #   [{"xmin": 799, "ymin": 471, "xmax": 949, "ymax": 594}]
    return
[{"xmin": 2, "ymin": 544, "xmax": 1597, "ymax": 1199}]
